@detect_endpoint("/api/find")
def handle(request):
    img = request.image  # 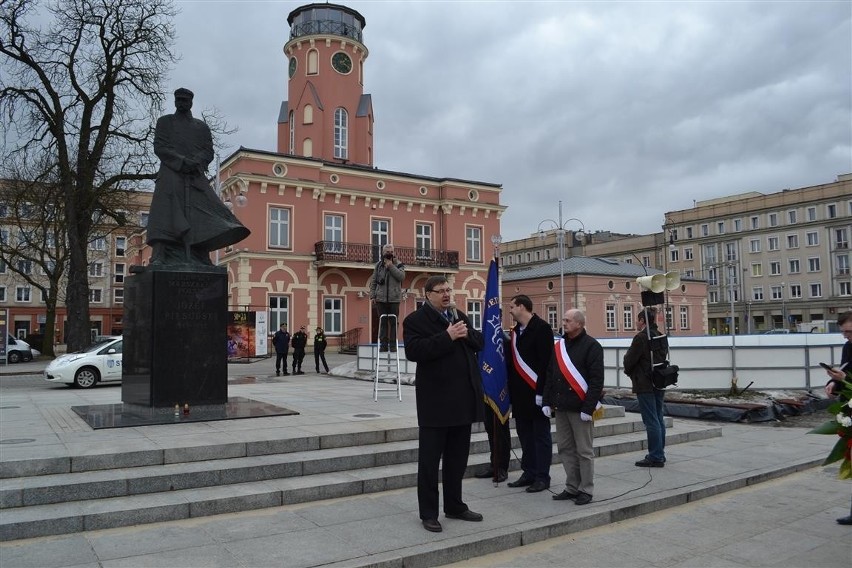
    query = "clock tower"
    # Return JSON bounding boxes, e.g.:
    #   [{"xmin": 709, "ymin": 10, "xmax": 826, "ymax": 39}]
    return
[{"xmin": 278, "ymin": 3, "xmax": 374, "ymax": 166}]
